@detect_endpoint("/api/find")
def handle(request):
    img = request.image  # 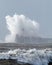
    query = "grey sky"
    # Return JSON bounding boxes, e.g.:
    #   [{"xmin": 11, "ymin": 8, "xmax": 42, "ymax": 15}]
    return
[{"xmin": 0, "ymin": 0, "xmax": 52, "ymax": 40}]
